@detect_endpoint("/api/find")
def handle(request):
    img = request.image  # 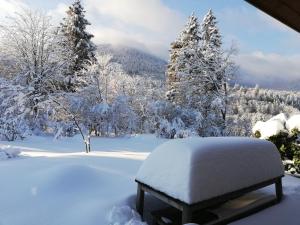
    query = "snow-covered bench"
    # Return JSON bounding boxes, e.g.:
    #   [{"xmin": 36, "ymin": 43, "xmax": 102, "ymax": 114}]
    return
[{"xmin": 135, "ymin": 137, "xmax": 284, "ymax": 224}]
